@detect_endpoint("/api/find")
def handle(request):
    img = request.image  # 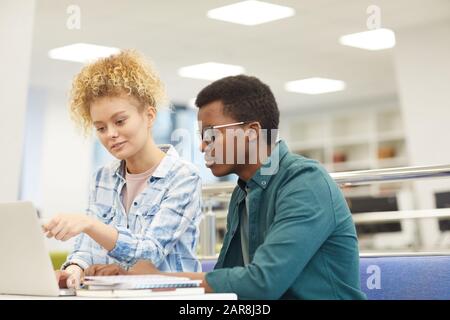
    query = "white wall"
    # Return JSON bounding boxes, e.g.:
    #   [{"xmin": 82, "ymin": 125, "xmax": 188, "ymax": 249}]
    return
[
  {"xmin": 0, "ymin": 0, "xmax": 90, "ymax": 252},
  {"xmin": 20, "ymin": 87, "xmax": 46, "ymax": 206},
  {"xmin": 394, "ymin": 21, "xmax": 450, "ymax": 167},
  {"xmin": 39, "ymin": 90, "xmax": 93, "ymax": 251},
  {"xmin": 0, "ymin": 0, "xmax": 35, "ymax": 201},
  {"xmin": 394, "ymin": 20, "xmax": 450, "ymax": 248}
]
